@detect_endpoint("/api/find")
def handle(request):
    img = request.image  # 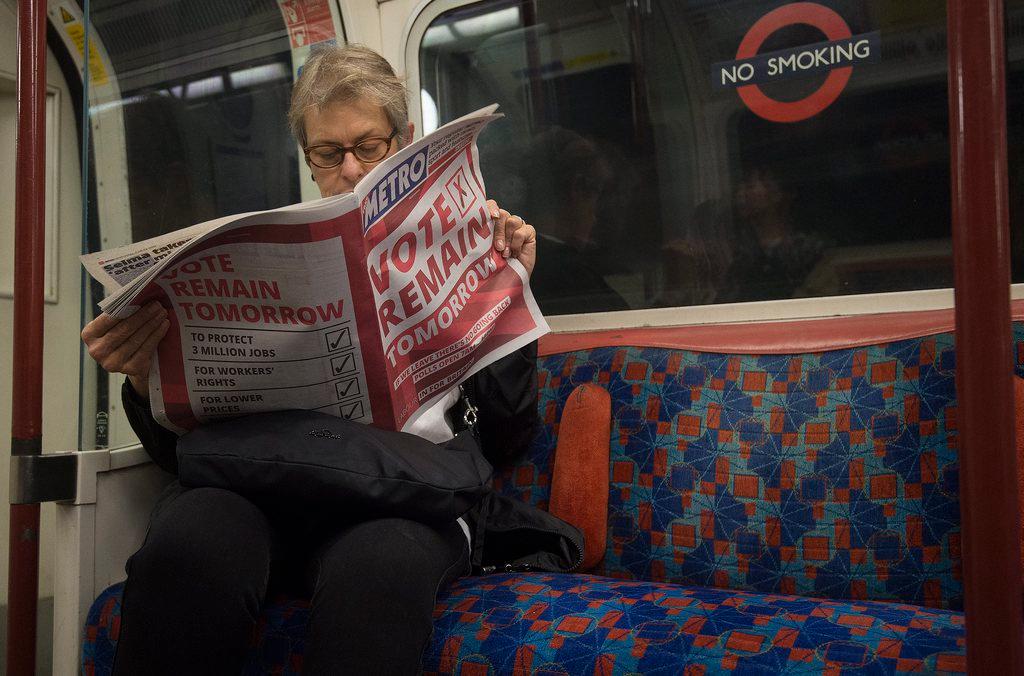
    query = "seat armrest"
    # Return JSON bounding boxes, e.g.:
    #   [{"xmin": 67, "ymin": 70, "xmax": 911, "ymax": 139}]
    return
[
  {"xmin": 76, "ymin": 444, "xmax": 152, "ymax": 504},
  {"xmin": 548, "ymin": 383, "xmax": 611, "ymax": 571},
  {"xmin": 10, "ymin": 444, "xmax": 154, "ymax": 506}
]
